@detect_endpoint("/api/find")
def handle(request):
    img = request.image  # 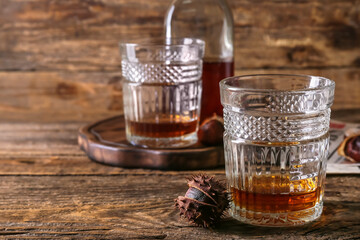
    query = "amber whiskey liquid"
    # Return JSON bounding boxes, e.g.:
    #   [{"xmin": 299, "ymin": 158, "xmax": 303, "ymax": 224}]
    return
[
  {"xmin": 127, "ymin": 118, "xmax": 198, "ymax": 138},
  {"xmin": 201, "ymin": 61, "xmax": 234, "ymax": 122},
  {"xmin": 230, "ymin": 176, "xmax": 322, "ymax": 213},
  {"xmin": 123, "ymin": 79, "xmax": 201, "ymax": 148},
  {"xmin": 224, "ymin": 136, "xmax": 328, "ymax": 226}
]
